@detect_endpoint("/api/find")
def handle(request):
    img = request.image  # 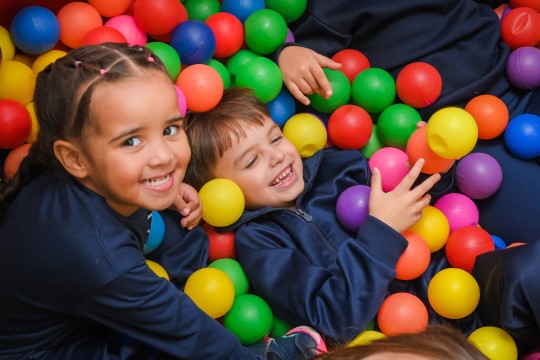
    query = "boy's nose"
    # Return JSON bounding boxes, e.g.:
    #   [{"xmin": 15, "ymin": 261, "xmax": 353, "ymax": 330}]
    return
[{"xmin": 269, "ymin": 148, "xmax": 285, "ymax": 166}]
